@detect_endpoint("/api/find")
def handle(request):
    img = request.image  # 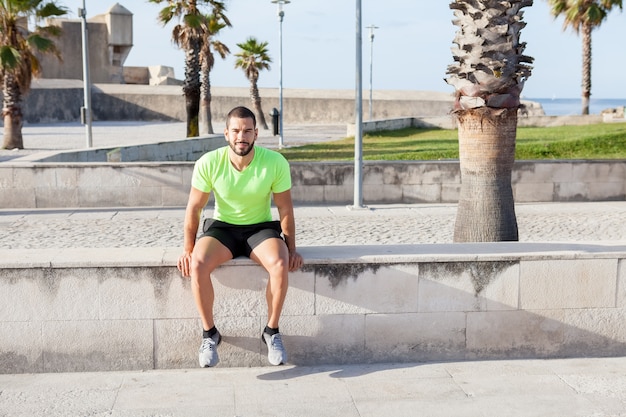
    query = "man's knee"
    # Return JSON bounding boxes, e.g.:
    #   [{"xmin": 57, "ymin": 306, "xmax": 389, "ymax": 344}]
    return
[{"xmin": 264, "ymin": 251, "xmax": 290, "ymax": 274}]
